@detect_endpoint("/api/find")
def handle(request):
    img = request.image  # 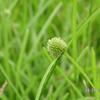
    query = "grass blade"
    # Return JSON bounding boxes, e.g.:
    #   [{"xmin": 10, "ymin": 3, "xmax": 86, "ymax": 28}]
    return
[
  {"xmin": 57, "ymin": 67, "xmax": 83, "ymax": 97},
  {"xmin": 65, "ymin": 52, "xmax": 95, "ymax": 89},
  {"xmin": 36, "ymin": 2, "xmax": 62, "ymax": 45},
  {"xmin": 91, "ymin": 48, "xmax": 99, "ymax": 99},
  {"xmin": 35, "ymin": 57, "xmax": 60, "ymax": 100},
  {"xmin": 77, "ymin": 7, "xmax": 100, "ymax": 35},
  {"xmin": 0, "ymin": 65, "xmax": 22, "ymax": 99}
]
